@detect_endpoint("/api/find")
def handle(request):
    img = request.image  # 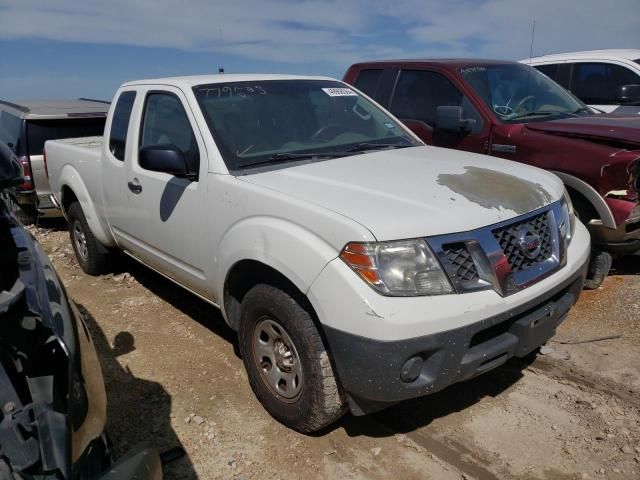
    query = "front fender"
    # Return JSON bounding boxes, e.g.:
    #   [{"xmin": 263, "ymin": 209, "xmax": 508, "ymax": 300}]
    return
[
  {"xmin": 214, "ymin": 216, "xmax": 345, "ymax": 316},
  {"xmin": 58, "ymin": 165, "xmax": 115, "ymax": 247}
]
